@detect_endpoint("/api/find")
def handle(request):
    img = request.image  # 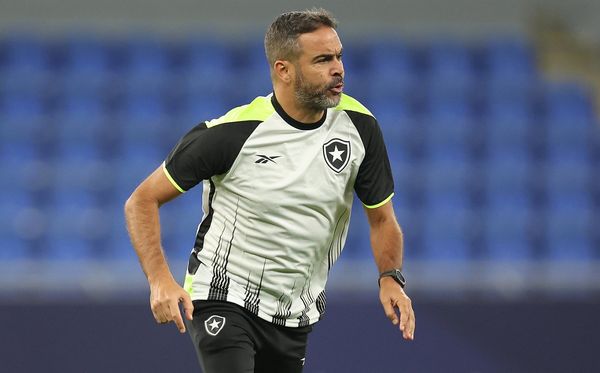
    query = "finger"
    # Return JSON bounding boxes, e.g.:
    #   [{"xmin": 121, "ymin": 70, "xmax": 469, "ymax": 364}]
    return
[
  {"xmin": 381, "ymin": 298, "xmax": 399, "ymax": 325},
  {"xmin": 151, "ymin": 302, "xmax": 167, "ymax": 324},
  {"xmin": 181, "ymin": 293, "xmax": 194, "ymax": 321},
  {"xmin": 170, "ymin": 302, "xmax": 186, "ymax": 333},
  {"xmin": 157, "ymin": 308, "xmax": 170, "ymax": 324},
  {"xmin": 398, "ymin": 300, "xmax": 409, "ymax": 334},
  {"xmin": 408, "ymin": 308, "xmax": 416, "ymax": 340}
]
